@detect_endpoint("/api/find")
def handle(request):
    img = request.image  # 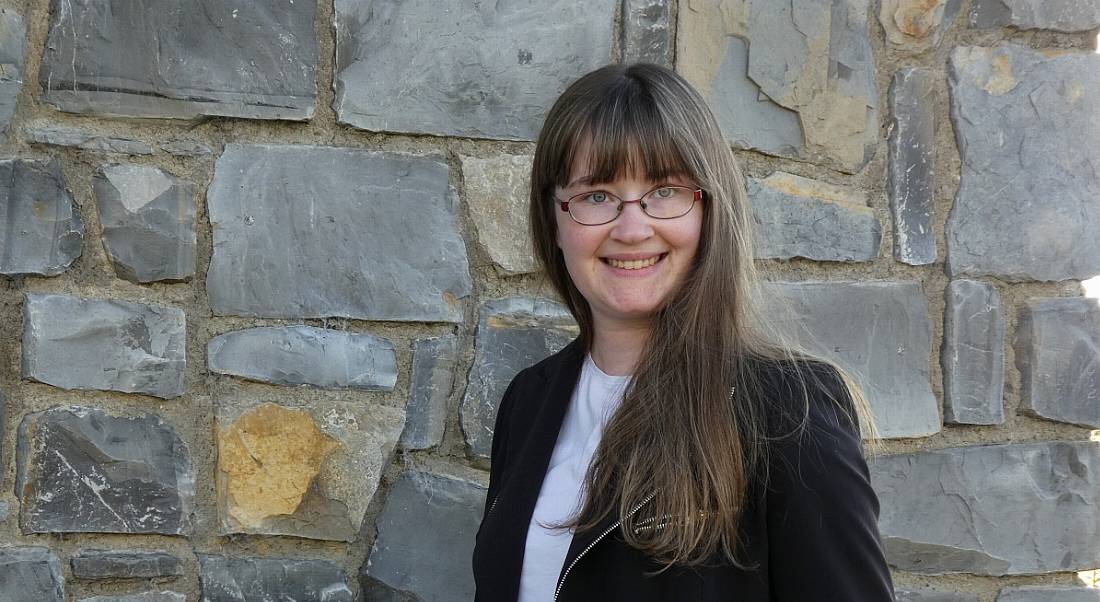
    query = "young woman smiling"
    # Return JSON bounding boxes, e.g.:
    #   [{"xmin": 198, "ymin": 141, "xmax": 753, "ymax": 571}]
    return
[{"xmin": 471, "ymin": 63, "xmax": 894, "ymax": 601}]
